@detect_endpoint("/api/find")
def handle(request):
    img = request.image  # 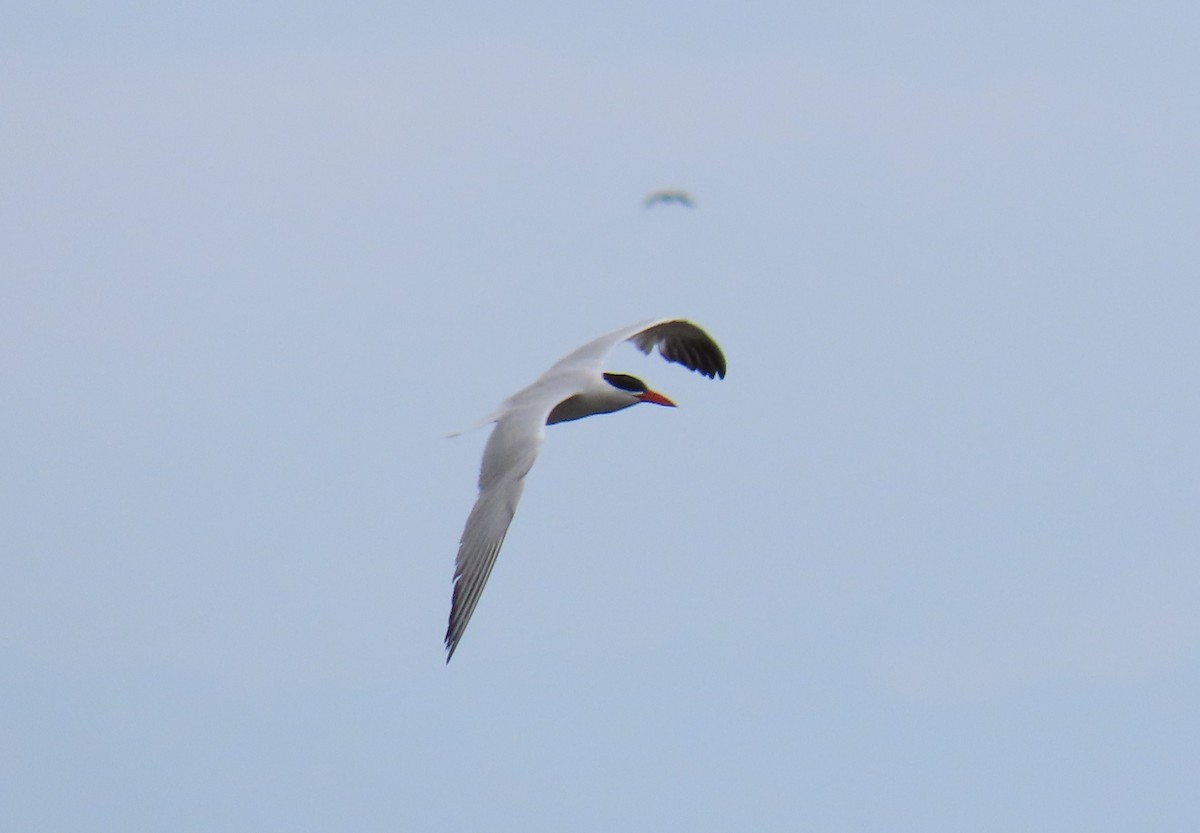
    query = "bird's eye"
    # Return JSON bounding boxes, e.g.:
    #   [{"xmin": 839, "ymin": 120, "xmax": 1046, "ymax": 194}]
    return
[{"xmin": 603, "ymin": 372, "xmax": 647, "ymax": 393}]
